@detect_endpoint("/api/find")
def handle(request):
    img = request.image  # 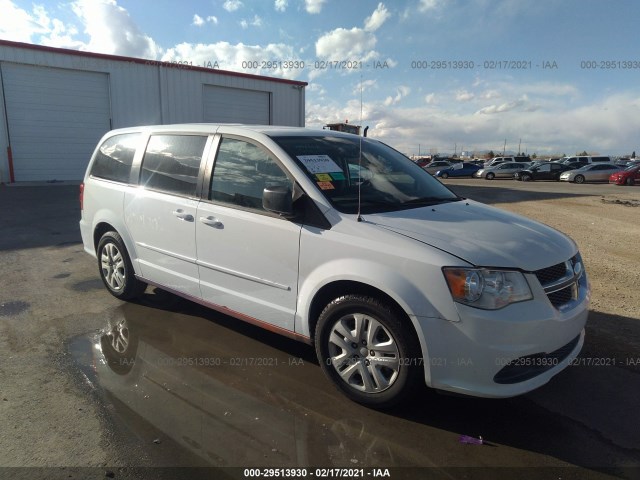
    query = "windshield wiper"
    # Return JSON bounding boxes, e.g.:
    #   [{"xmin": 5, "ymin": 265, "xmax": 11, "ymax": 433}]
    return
[{"xmin": 401, "ymin": 196, "xmax": 459, "ymax": 206}]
